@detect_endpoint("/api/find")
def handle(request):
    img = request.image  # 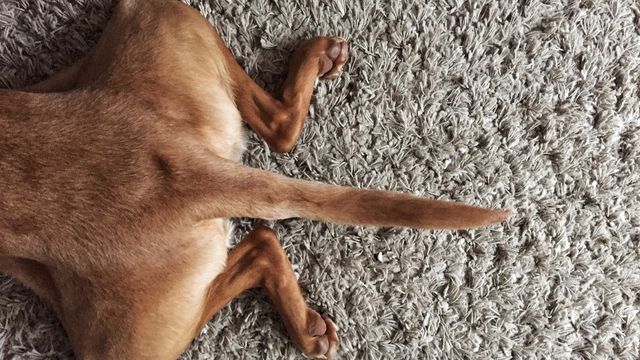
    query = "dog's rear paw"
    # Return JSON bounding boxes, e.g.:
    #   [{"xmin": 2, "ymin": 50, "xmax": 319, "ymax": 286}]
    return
[
  {"xmin": 318, "ymin": 37, "xmax": 348, "ymax": 80},
  {"xmin": 301, "ymin": 309, "xmax": 340, "ymax": 359},
  {"xmin": 297, "ymin": 37, "xmax": 349, "ymax": 80}
]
